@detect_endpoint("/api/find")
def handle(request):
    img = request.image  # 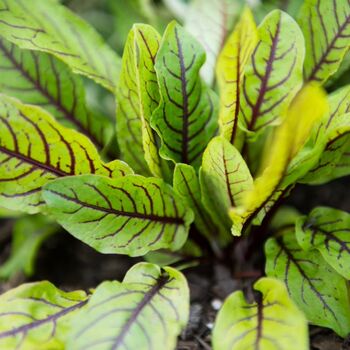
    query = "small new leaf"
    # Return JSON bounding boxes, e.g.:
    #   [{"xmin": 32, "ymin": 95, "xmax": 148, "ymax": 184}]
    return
[
  {"xmin": 0, "ymin": 281, "xmax": 87, "ymax": 349},
  {"xmin": 296, "ymin": 207, "xmax": 350, "ymax": 280},
  {"xmin": 67, "ymin": 263, "xmax": 189, "ymax": 350},
  {"xmin": 43, "ymin": 174, "xmax": 194, "ymax": 256},
  {"xmin": 151, "ymin": 21, "xmax": 218, "ymax": 168},
  {"xmin": 213, "ymin": 277, "xmax": 308, "ymax": 350},
  {"xmin": 266, "ymin": 229, "xmax": 350, "ymax": 337},
  {"xmin": 0, "ymin": 95, "xmax": 132, "ymax": 213},
  {"xmin": 0, "ymin": 0, "xmax": 121, "ymax": 91}
]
